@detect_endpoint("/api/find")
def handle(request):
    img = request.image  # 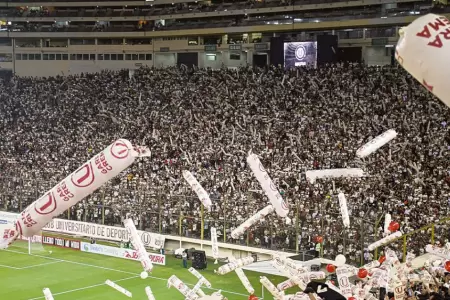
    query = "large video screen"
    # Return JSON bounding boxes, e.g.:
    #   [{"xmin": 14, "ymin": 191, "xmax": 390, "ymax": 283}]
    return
[{"xmin": 283, "ymin": 42, "xmax": 317, "ymax": 68}]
